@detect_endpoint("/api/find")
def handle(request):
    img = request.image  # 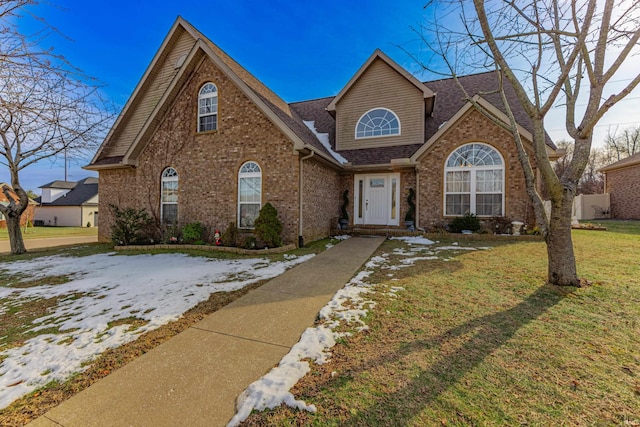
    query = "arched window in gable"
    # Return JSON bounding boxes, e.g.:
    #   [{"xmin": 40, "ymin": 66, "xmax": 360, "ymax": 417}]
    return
[
  {"xmin": 198, "ymin": 83, "xmax": 218, "ymax": 132},
  {"xmin": 161, "ymin": 167, "xmax": 178, "ymax": 224},
  {"xmin": 444, "ymin": 143, "xmax": 504, "ymax": 216},
  {"xmin": 355, "ymin": 108, "xmax": 400, "ymax": 139}
]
